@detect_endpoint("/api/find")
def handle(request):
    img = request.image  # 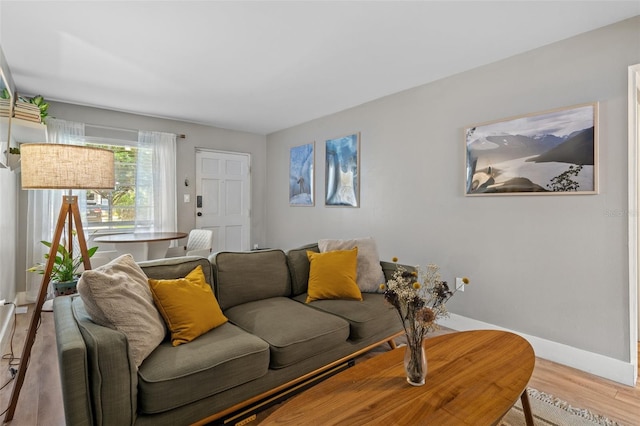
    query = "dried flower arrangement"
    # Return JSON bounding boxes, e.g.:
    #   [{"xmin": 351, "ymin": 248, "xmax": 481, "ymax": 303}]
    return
[{"xmin": 382, "ymin": 258, "xmax": 469, "ymax": 385}]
